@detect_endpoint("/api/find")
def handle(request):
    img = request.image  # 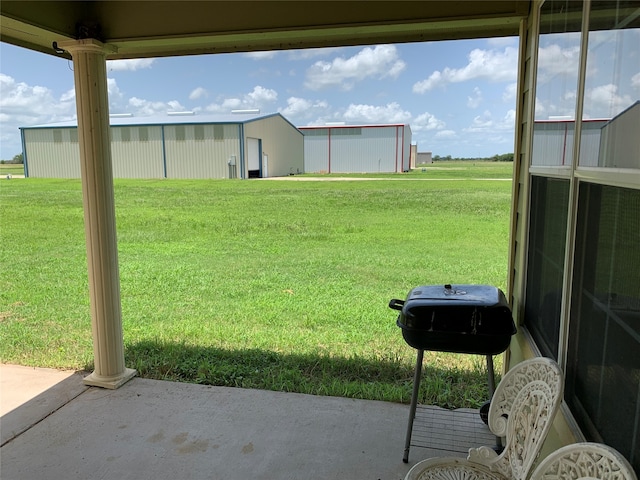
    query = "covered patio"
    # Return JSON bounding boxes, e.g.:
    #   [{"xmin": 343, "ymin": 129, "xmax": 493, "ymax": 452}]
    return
[
  {"xmin": 1, "ymin": 364, "xmax": 496, "ymax": 479},
  {"xmin": 1, "ymin": 0, "xmax": 638, "ymax": 476}
]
